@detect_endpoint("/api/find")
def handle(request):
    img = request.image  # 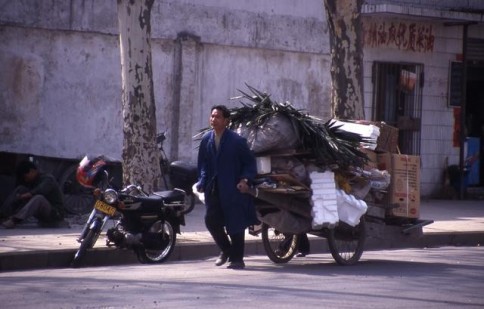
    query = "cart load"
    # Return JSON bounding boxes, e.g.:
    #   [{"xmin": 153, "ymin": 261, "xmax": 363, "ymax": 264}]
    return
[{"xmin": 196, "ymin": 85, "xmax": 394, "ymax": 233}]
